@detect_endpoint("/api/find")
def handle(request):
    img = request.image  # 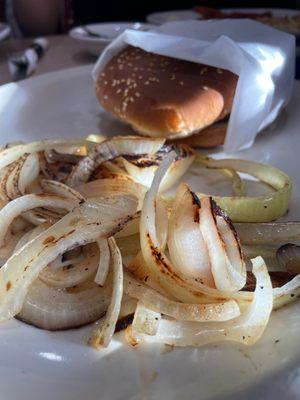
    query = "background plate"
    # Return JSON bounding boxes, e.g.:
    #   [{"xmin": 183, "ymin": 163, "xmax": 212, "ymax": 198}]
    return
[
  {"xmin": 0, "ymin": 66, "xmax": 300, "ymax": 400},
  {"xmin": 69, "ymin": 22, "xmax": 155, "ymax": 55}
]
